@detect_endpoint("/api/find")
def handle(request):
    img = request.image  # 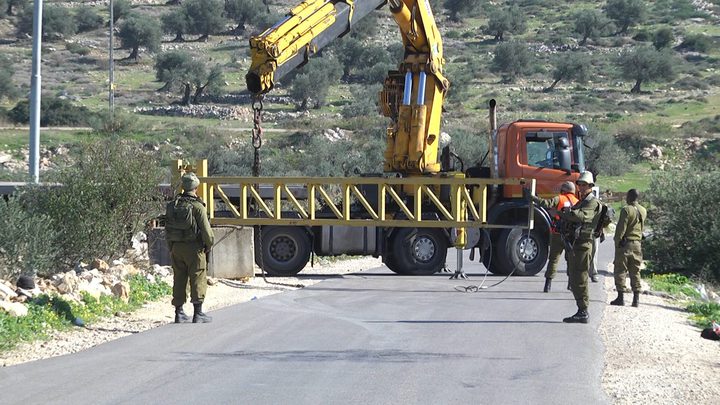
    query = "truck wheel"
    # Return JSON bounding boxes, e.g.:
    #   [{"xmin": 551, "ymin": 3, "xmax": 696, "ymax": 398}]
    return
[
  {"xmin": 495, "ymin": 227, "xmax": 548, "ymax": 276},
  {"xmin": 255, "ymin": 226, "xmax": 311, "ymax": 276},
  {"xmin": 389, "ymin": 228, "xmax": 448, "ymax": 275}
]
